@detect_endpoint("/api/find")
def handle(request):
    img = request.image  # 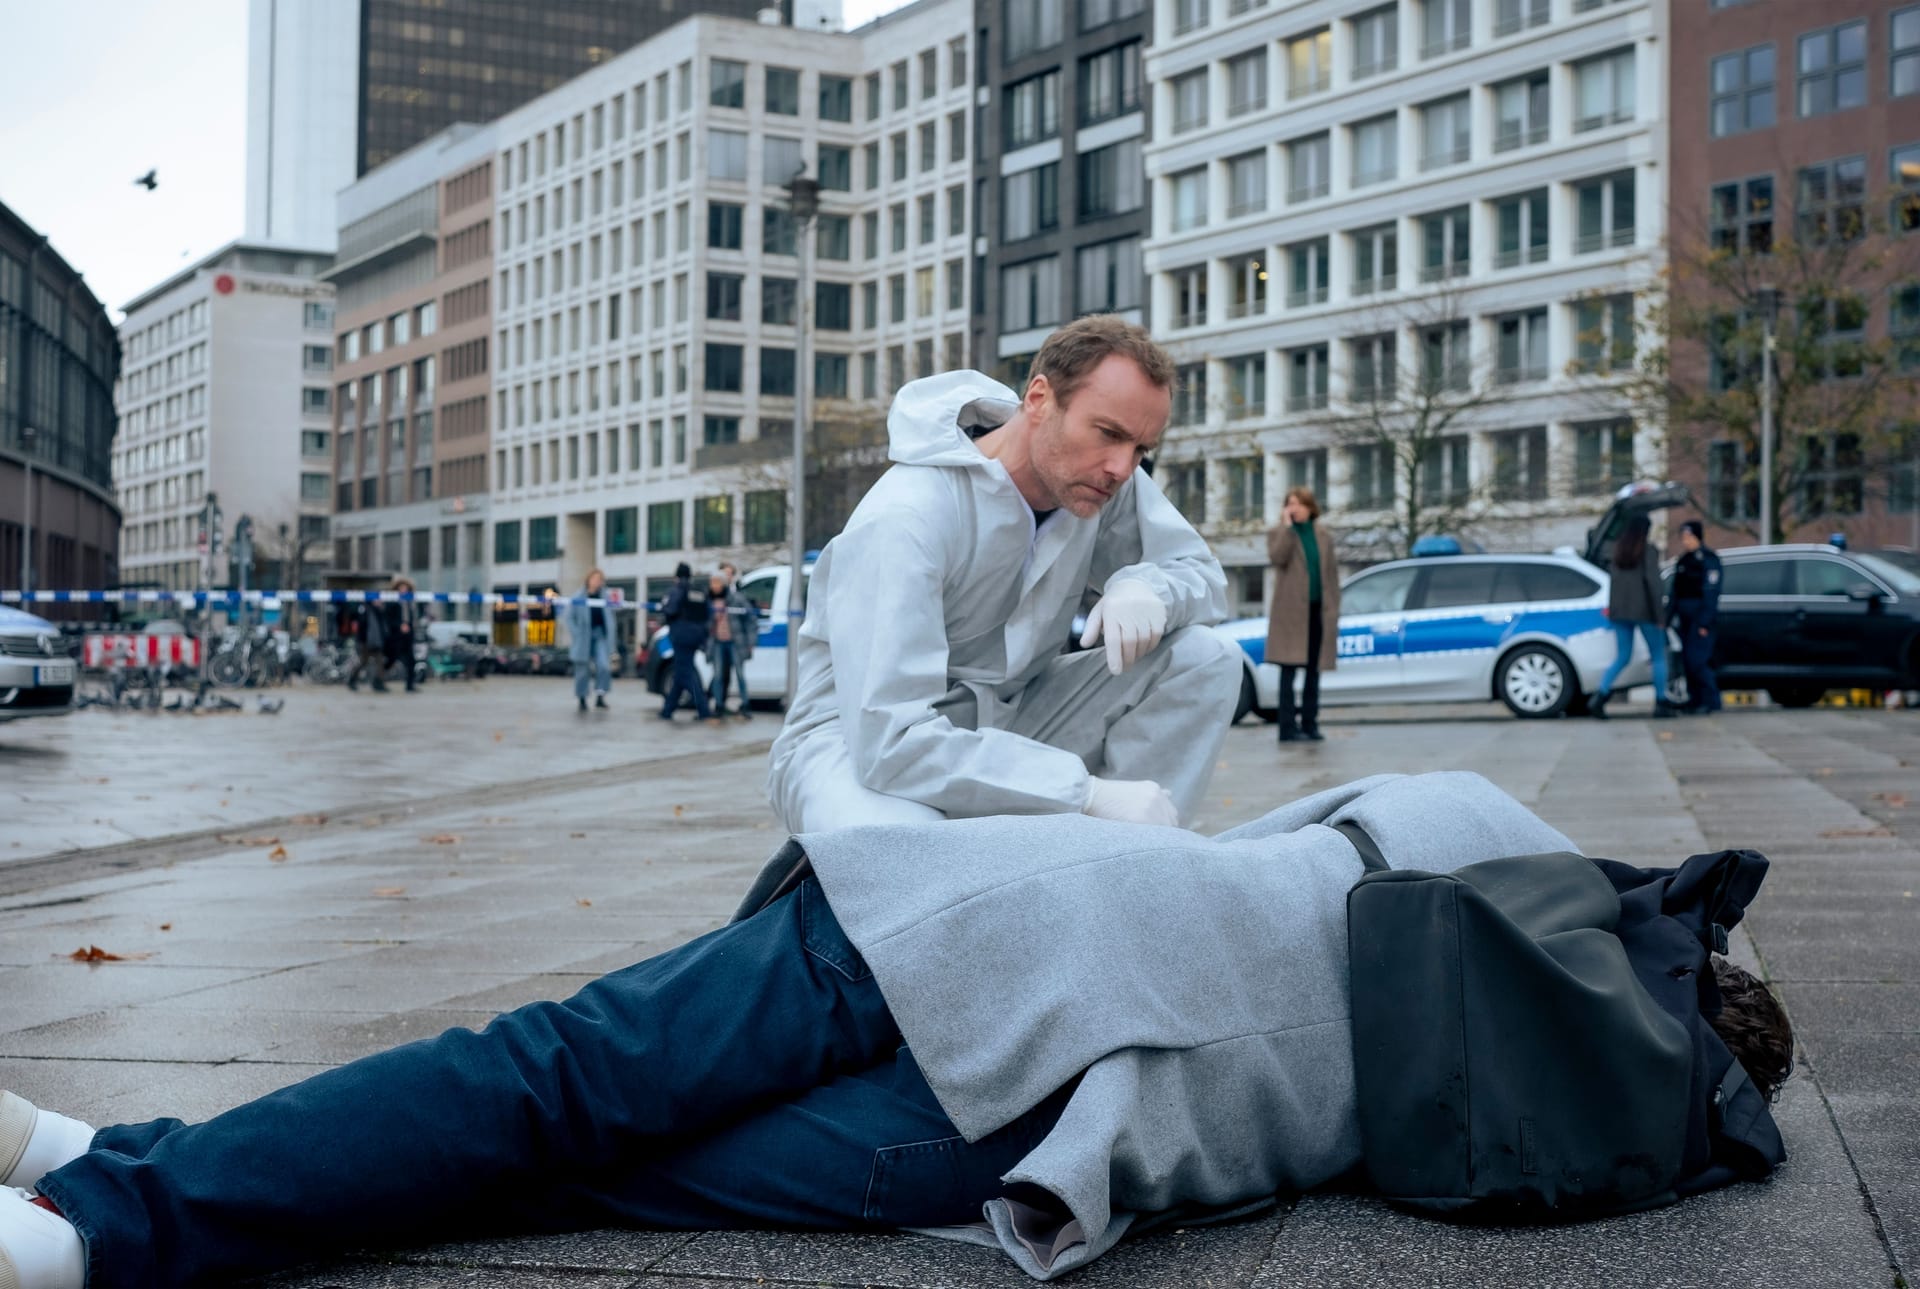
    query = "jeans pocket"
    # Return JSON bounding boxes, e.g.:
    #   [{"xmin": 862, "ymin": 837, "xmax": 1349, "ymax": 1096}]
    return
[
  {"xmin": 863, "ymin": 1134, "xmax": 977, "ymax": 1226},
  {"xmin": 800, "ymin": 879, "xmax": 872, "ymax": 983}
]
